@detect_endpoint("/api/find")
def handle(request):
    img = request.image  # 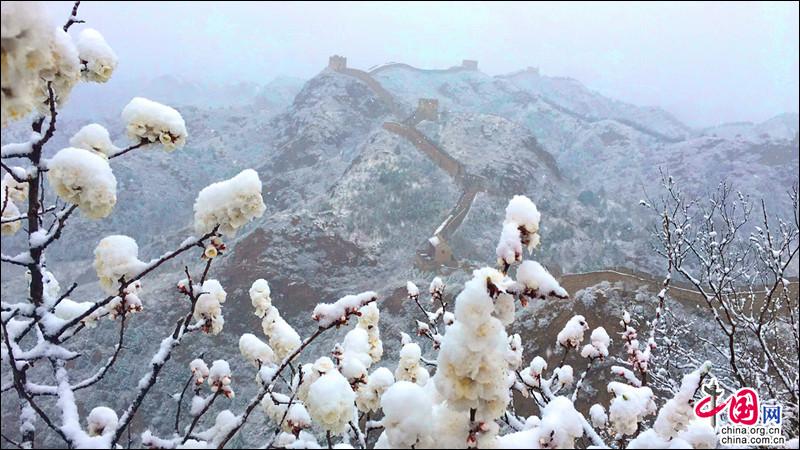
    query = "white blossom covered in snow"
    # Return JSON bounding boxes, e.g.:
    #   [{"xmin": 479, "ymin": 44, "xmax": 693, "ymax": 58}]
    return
[
  {"xmin": 505, "ymin": 195, "xmax": 541, "ymax": 234},
  {"xmin": 553, "ymin": 364, "xmax": 574, "ymax": 387},
  {"xmin": 516, "ymin": 260, "xmax": 568, "ymax": 300},
  {"xmin": 103, "ymin": 283, "xmax": 143, "ymax": 319},
  {"xmin": 76, "ymin": 28, "xmax": 117, "ymax": 82},
  {"xmin": 406, "ymin": 281, "xmax": 419, "ymax": 299},
  {"xmin": 607, "ymin": 381, "xmax": 656, "ymax": 436},
  {"xmin": 651, "ymin": 363, "xmax": 713, "ymax": 440},
  {"xmin": 2, "ymin": 171, "xmax": 28, "ymax": 202},
  {"xmin": 271, "ymin": 431, "xmax": 319, "ymax": 449},
  {"xmin": 1, "ymin": 3, "xmax": 80, "ymax": 124},
  {"xmin": 263, "ymin": 392, "xmax": 311, "ymax": 433},
  {"xmin": 356, "ymin": 302, "xmax": 383, "ymax": 362},
  {"xmin": 589, "ymin": 403, "xmax": 608, "ymax": 429},
  {"xmin": 69, "ymin": 123, "xmax": 118, "ymax": 157},
  {"xmin": 556, "ymin": 315, "xmax": 589, "ymax": 349},
  {"xmin": 121, "ymin": 97, "xmax": 187, "ymax": 150},
  {"xmin": 86, "ymin": 406, "xmax": 118, "ymax": 437},
  {"xmin": 93, "ymin": 235, "xmax": 145, "ymax": 294},
  {"xmin": 305, "ymin": 369, "xmax": 355, "ymax": 434},
  {"xmin": 193, "ymin": 169, "xmax": 266, "ymax": 236},
  {"xmin": 238, "ymin": 333, "xmax": 274, "ymax": 368},
  {"xmin": 394, "ymin": 342, "xmax": 429, "ymax": 386},
  {"xmin": 533, "ymin": 396, "xmax": 584, "ymax": 448},
  {"xmin": 355, "ymin": 367, "xmax": 394, "ymax": 413},
  {"xmin": 581, "ymin": 326, "xmax": 612, "ymax": 359},
  {"xmin": 341, "ymin": 327, "xmax": 372, "ymax": 373},
  {"xmin": 434, "ymin": 267, "xmax": 510, "ymax": 420},
  {"xmin": 194, "ymin": 290, "xmax": 225, "ymax": 335},
  {"xmin": 380, "ymin": 381, "xmax": 433, "ymax": 448},
  {"xmin": 429, "ymin": 276, "xmax": 445, "ymax": 299},
  {"xmin": 37, "ymin": 28, "xmax": 80, "ymax": 113},
  {"xmin": 496, "ymin": 221, "xmax": 523, "ymax": 266},
  {"xmin": 261, "ymin": 306, "xmax": 301, "ymax": 361},
  {"xmin": 201, "ymin": 279, "xmax": 227, "ymax": 304},
  {"xmin": 190, "ymin": 359, "xmax": 210, "ymax": 385},
  {"xmin": 497, "ymin": 397, "xmax": 584, "ymax": 448},
  {"xmin": 208, "ymin": 360, "xmax": 234, "ymax": 398},
  {"xmin": 506, "ymin": 333, "xmax": 524, "ymax": 369},
  {"xmin": 2, "ymin": 2, "xmax": 49, "ymax": 126},
  {"xmin": 1, "ymin": 198, "xmax": 22, "ymax": 236},
  {"xmin": 249, "ymin": 278, "xmax": 272, "ymax": 318},
  {"xmin": 294, "ymin": 357, "xmax": 337, "ymax": 404},
  {"xmin": 496, "ymin": 195, "xmax": 541, "ymax": 268},
  {"xmin": 48, "ymin": 147, "xmax": 117, "ymax": 219}
]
